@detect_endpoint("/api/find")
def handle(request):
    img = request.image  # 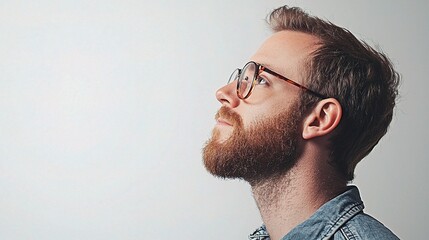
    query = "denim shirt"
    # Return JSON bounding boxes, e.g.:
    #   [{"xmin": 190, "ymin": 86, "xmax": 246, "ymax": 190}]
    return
[{"xmin": 249, "ymin": 186, "xmax": 399, "ymax": 240}]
